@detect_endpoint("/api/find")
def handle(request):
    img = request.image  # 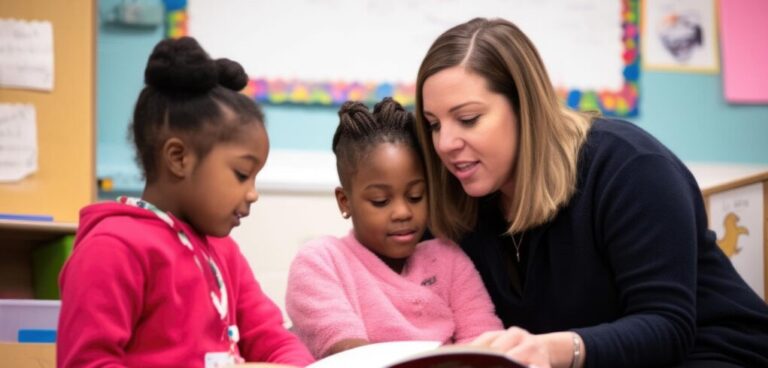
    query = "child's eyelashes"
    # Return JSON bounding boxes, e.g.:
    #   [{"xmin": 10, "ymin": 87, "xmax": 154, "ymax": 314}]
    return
[
  {"xmin": 234, "ymin": 170, "xmax": 249, "ymax": 182},
  {"xmin": 370, "ymin": 199, "xmax": 389, "ymax": 207},
  {"xmin": 369, "ymin": 195, "xmax": 423, "ymax": 207}
]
